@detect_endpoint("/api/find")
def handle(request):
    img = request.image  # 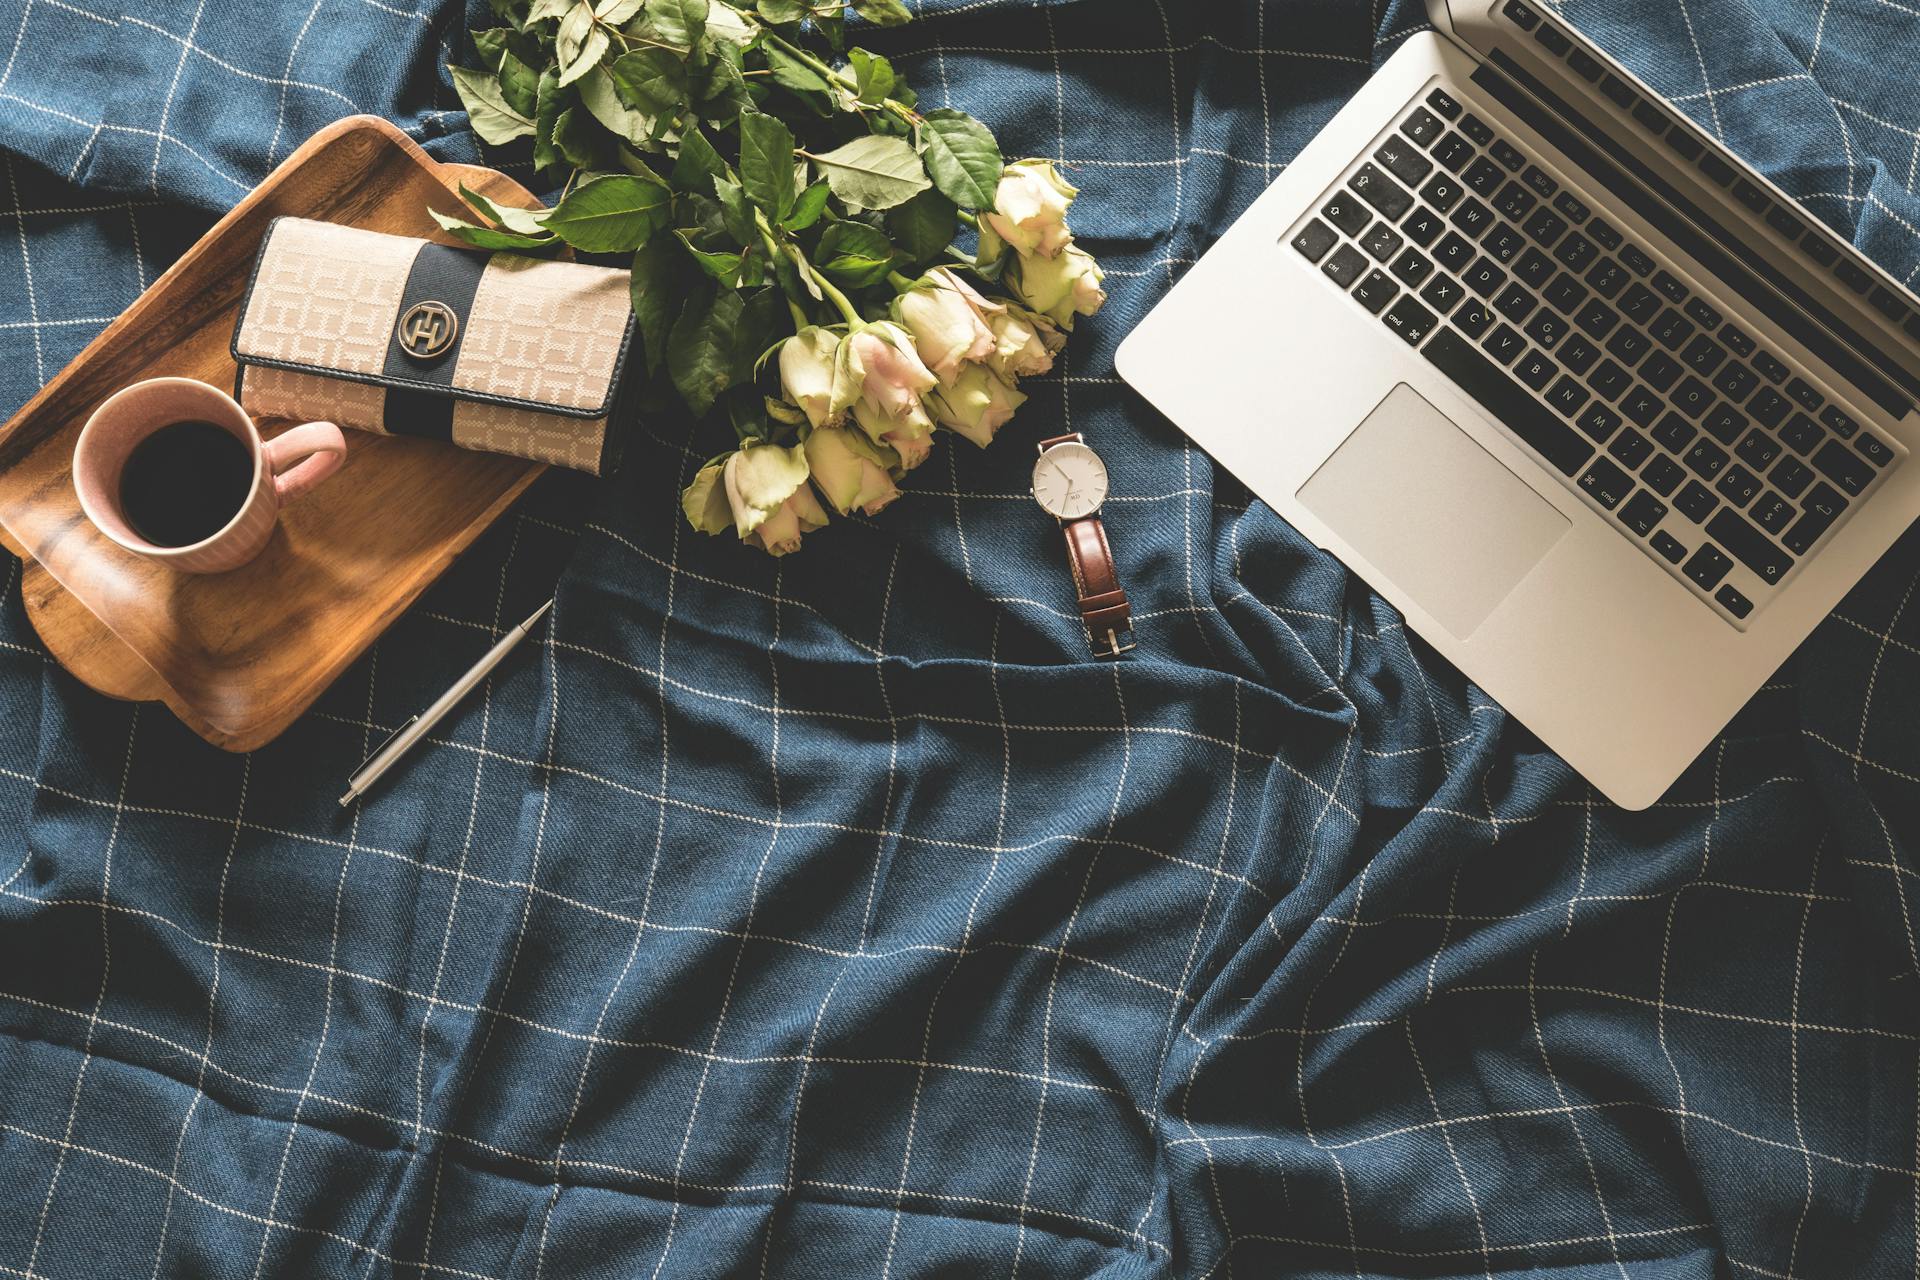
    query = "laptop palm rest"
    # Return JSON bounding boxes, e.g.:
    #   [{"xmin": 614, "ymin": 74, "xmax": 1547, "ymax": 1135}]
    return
[{"xmin": 1298, "ymin": 384, "xmax": 1571, "ymax": 639}]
